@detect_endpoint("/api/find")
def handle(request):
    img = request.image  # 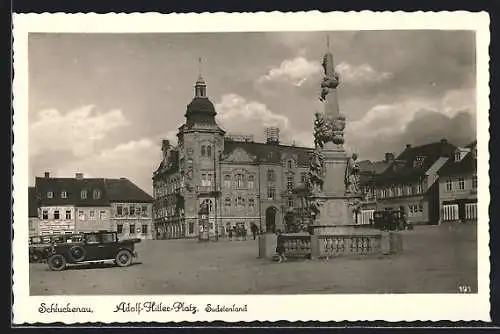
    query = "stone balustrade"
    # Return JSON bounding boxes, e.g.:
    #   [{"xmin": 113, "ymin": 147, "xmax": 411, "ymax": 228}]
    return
[{"xmin": 278, "ymin": 234, "xmax": 312, "ymax": 258}]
